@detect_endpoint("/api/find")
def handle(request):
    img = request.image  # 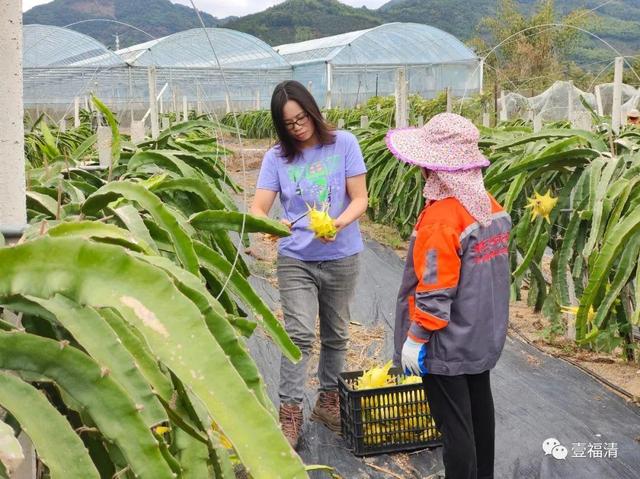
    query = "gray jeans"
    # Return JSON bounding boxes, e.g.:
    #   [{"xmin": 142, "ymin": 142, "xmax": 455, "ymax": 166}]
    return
[{"xmin": 277, "ymin": 253, "xmax": 360, "ymax": 405}]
